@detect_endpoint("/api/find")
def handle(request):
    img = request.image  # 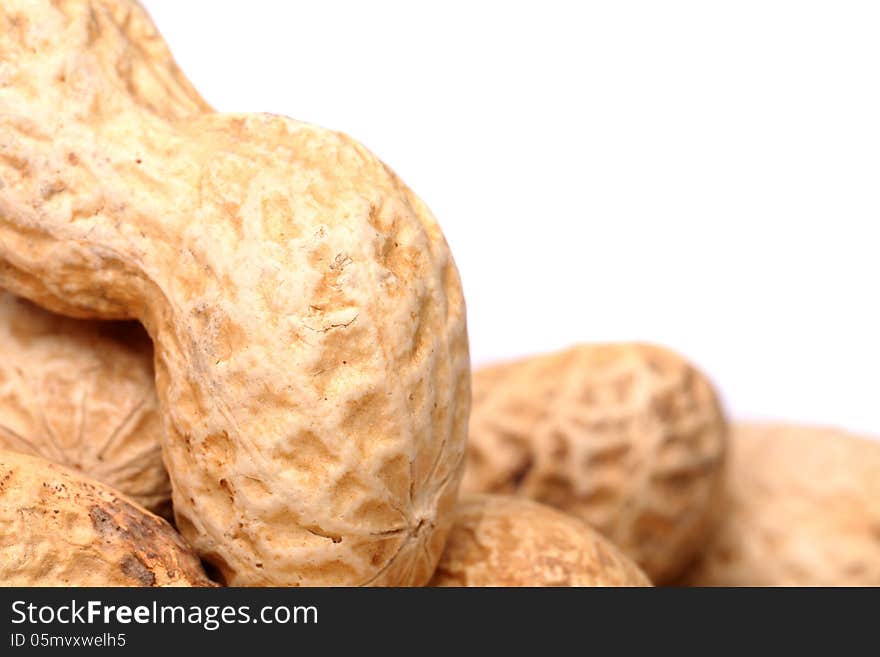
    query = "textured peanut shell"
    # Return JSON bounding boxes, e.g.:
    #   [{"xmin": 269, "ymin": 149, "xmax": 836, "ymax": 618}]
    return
[
  {"xmin": 463, "ymin": 343, "xmax": 727, "ymax": 583},
  {"xmin": 680, "ymin": 423, "xmax": 880, "ymax": 587},
  {"xmin": 0, "ymin": 292, "xmax": 169, "ymax": 515},
  {"xmin": 0, "ymin": 0, "xmax": 207, "ymax": 517},
  {"xmin": 430, "ymin": 494, "xmax": 651, "ymax": 586},
  {"xmin": 0, "ymin": 449, "xmax": 212, "ymax": 586},
  {"xmin": 0, "ymin": 0, "xmax": 470, "ymax": 586}
]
